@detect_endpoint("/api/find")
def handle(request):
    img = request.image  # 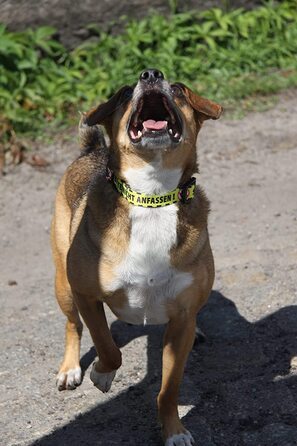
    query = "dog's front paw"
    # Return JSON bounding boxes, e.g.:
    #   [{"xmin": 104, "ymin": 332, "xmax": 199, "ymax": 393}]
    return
[
  {"xmin": 165, "ymin": 431, "xmax": 195, "ymax": 446},
  {"xmin": 56, "ymin": 366, "xmax": 82, "ymax": 391},
  {"xmin": 90, "ymin": 362, "xmax": 116, "ymax": 393}
]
